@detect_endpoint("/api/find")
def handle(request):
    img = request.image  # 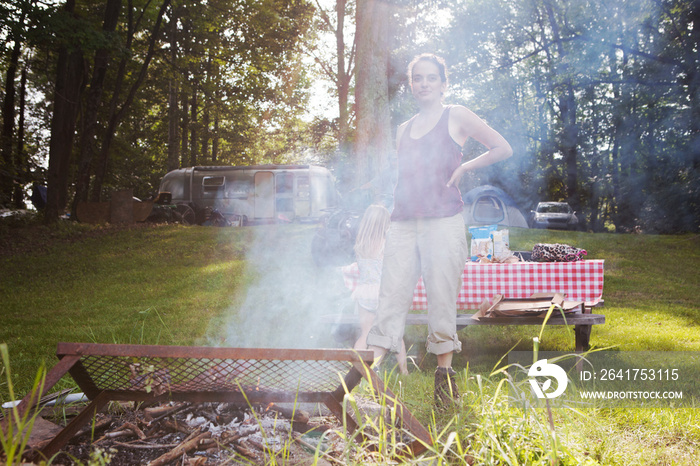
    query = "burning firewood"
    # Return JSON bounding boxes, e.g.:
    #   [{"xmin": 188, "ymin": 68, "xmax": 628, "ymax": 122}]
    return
[{"xmin": 56, "ymin": 398, "xmax": 353, "ymax": 464}]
